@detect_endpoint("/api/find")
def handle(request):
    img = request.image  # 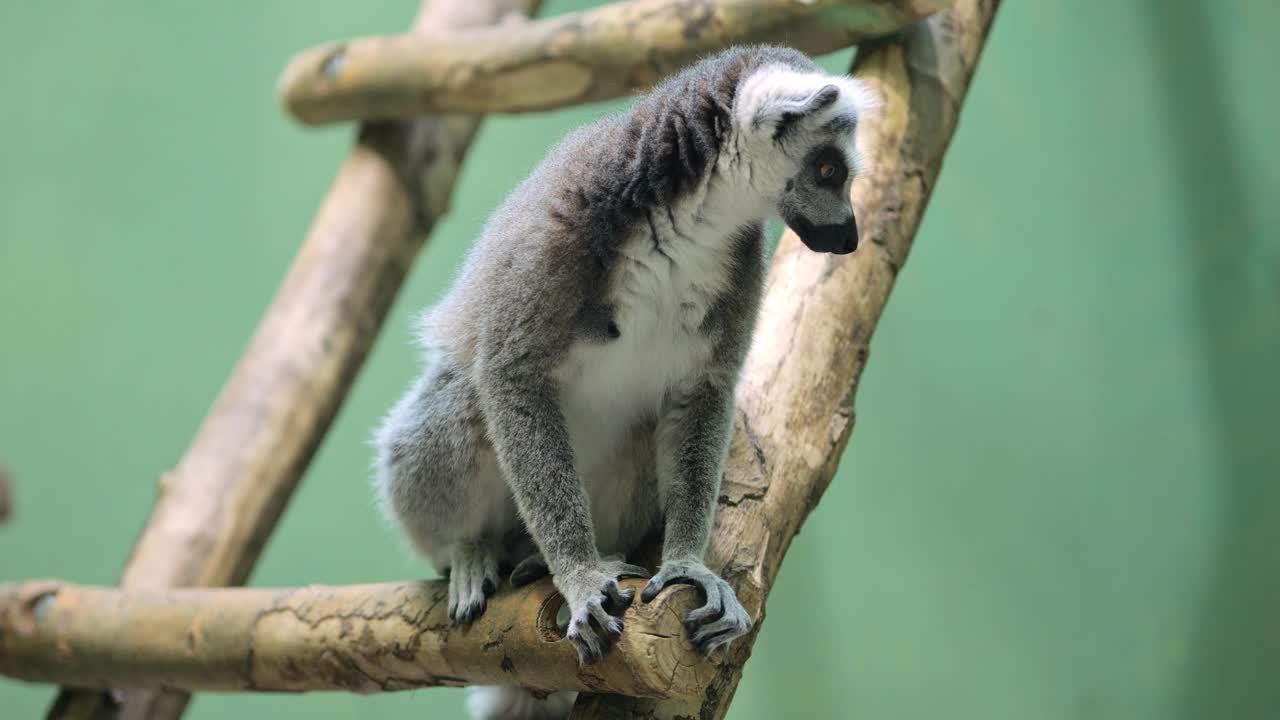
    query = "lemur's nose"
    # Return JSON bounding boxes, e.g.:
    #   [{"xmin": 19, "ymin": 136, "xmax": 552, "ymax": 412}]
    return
[{"xmin": 840, "ymin": 216, "xmax": 860, "ymax": 254}]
